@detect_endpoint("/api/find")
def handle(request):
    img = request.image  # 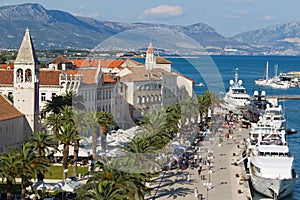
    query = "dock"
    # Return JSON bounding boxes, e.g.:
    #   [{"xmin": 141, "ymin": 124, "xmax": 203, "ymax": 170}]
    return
[
  {"xmin": 147, "ymin": 123, "xmax": 252, "ymax": 200},
  {"xmin": 267, "ymin": 95, "xmax": 300, "ymax": 100}
]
